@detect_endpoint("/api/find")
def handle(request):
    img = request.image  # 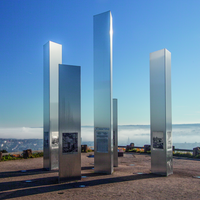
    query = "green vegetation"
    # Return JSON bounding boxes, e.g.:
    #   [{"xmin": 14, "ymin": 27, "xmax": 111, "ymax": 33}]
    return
[
  {"xmin": 1, "ymin": 150, "xmax": 200, "ymax": 161},
  {"xmin": 173, "ymin": 151, "xmax": 193, "ymax": 158},
  {"xmin": 81, "ymin": 148, "xmax": 93, "ymax": 153},
  {"xmin": 127, "ymin": 148, "xmax": 199, "ymax": 158},
  {"xmin": 128, "ymin": 150, "xmax": 199, "ymax": 158},
  {"xmin": 31, "ymin": 152, "xmax": 44, "ymax": 158},
  {"xmin": 128, "ymin": 148, "xmax": 146, "ymax": 153},
  {"xmin": 1, "ymin": 154, "xmax": 22, "ymax": 161},
  {"xmin": 195, "ymin": 154, "xmax": 200, "ymax": 159},
  {"xmin": 86, "ymin": 149, "xmax": 93, "ymax": 153},
  {"xmin": 1, "ymin": 152, "xmax": 43, "ymax": 161},
  {"xmin": 128, "ymin": 148, "xmax": 137, "ymax": 152}
]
